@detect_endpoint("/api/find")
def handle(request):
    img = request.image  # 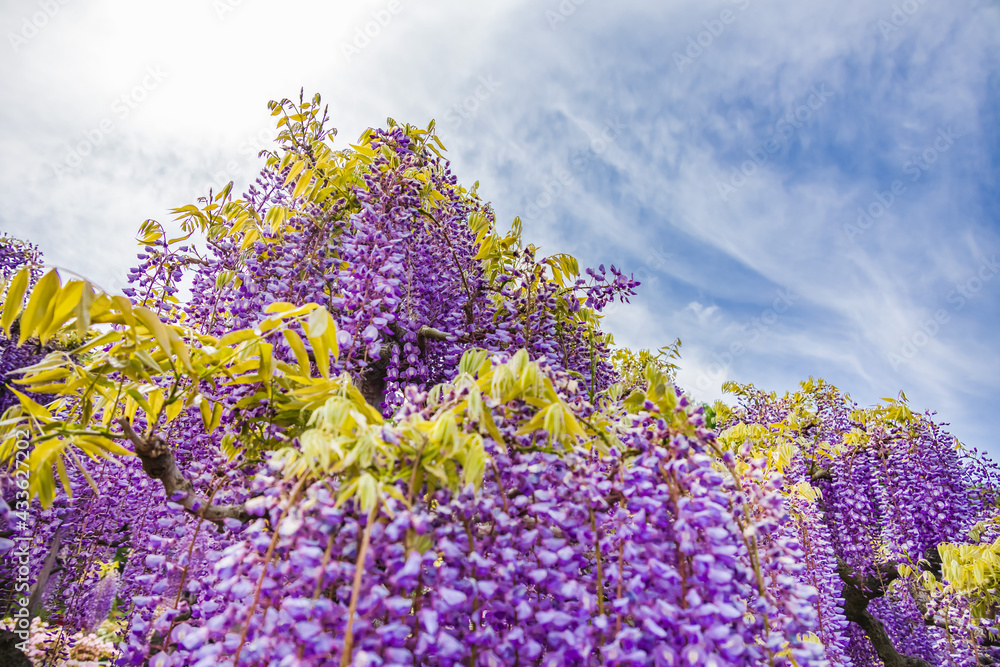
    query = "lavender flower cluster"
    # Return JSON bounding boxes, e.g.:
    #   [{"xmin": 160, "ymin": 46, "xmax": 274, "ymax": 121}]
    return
[
  {"xmin": 4, "ymin": 97, "xmax": 1000, "ymax": 667},
  {"xmin": 120, "ymin": 370, "xmax": 826, "ymax": 666},
  {"xmin": 722, "ymin": 379, "xmax": 999, "ymax": 666}
]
